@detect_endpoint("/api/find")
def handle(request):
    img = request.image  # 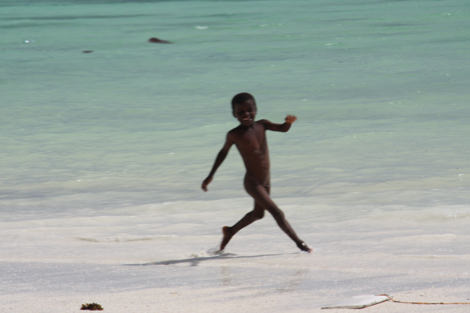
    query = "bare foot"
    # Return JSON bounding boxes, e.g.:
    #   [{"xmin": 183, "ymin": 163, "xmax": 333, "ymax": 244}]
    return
[
  {"xmin": 219, "ymin": 226, "xmax": 233, "ymax": 251},
  {"xmin": 297, "ymin": 241, "xmax": 312, "ymax": 253}
]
